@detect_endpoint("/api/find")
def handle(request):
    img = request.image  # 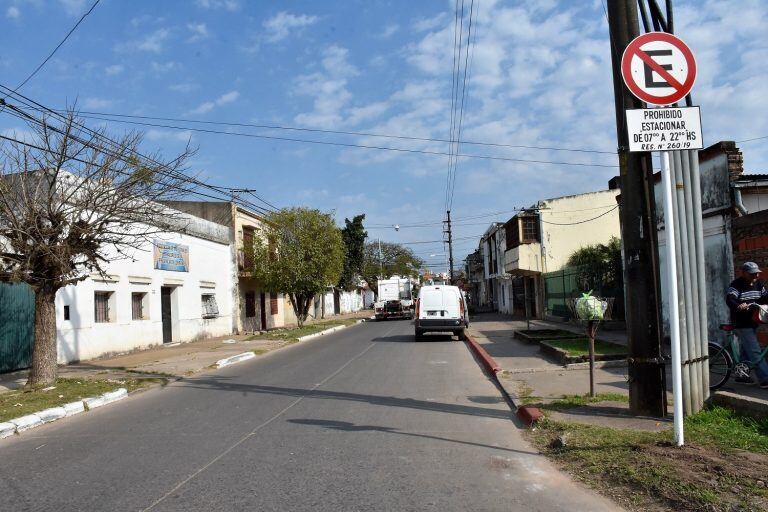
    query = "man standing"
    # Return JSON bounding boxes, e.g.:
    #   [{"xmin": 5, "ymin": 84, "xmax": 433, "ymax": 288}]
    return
[{"xmin": 726, "ymin": 262, "xmax": 768, "ymax": 388}]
